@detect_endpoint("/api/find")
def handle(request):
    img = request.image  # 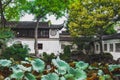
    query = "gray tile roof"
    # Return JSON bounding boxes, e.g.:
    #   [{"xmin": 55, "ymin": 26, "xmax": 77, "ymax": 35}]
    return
[
  {"xmin": 5, "ymin": 21, "xmax": 63, "ymax": 29},
  {"xmin": 103, "ymin": 33, "xmax": 120, "ymax": 40}
]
